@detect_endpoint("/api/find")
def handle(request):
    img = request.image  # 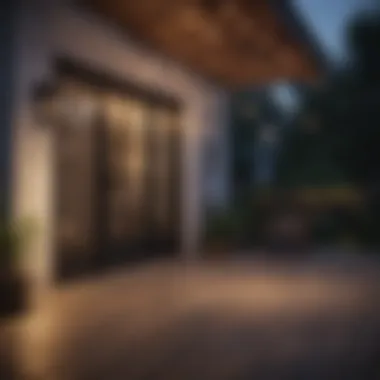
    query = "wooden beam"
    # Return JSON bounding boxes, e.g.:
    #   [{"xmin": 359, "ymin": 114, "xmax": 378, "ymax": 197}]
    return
[{"xmin": 84, "ymin": 0, "xmax": 321, "ymax": 87}]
